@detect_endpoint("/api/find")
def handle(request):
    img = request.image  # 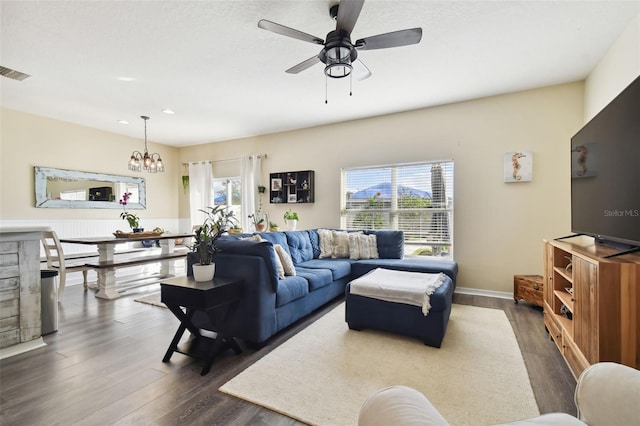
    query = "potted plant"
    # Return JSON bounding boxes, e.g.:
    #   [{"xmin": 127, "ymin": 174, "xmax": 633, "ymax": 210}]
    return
[
  {"xmin": 249, "ymin": 184, "xmax": 268, "ymax": 232},
  {"xmin": 249, "ymin": 213, "xmax": 268, "ymax": 232},
  {"xmin": 119, "ymin": 192, "xmax": 141, "ymax": 232},
  {"xmin": 283, "ymin": 209, "xmax": 299, "ymax": 231},
  {"xmin": 190, "ymin": 205, "xmax": 237, "ymax": 281},
  {"xmin": 269, "ymin": 221, "xmax": 280, "ymax": 232}
]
